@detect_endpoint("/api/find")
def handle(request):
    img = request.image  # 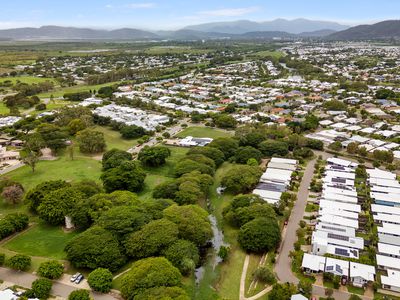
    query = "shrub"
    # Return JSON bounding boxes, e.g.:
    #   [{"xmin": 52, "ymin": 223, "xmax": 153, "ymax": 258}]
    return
[
  {"xmin": 7, "ymin": 254, "xmax": 31, "ymax": 271},
  {"xmin": 68, "ymin": 289, "xmax": 91, "ymax": 300},
  {"xmin": 38, "ymin": 260, "xmax": 64, "ymax": 279},
  {"xmin": 88, "ymin": 268, "xmax": 113, "ymax": 293},
  {"xmin": 253, "ymin": 267, "xmax": 276, "ymax": 284},
  {"xmin": 31, "ymin": 278, "xmax": 52, "ymax": 299}
]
